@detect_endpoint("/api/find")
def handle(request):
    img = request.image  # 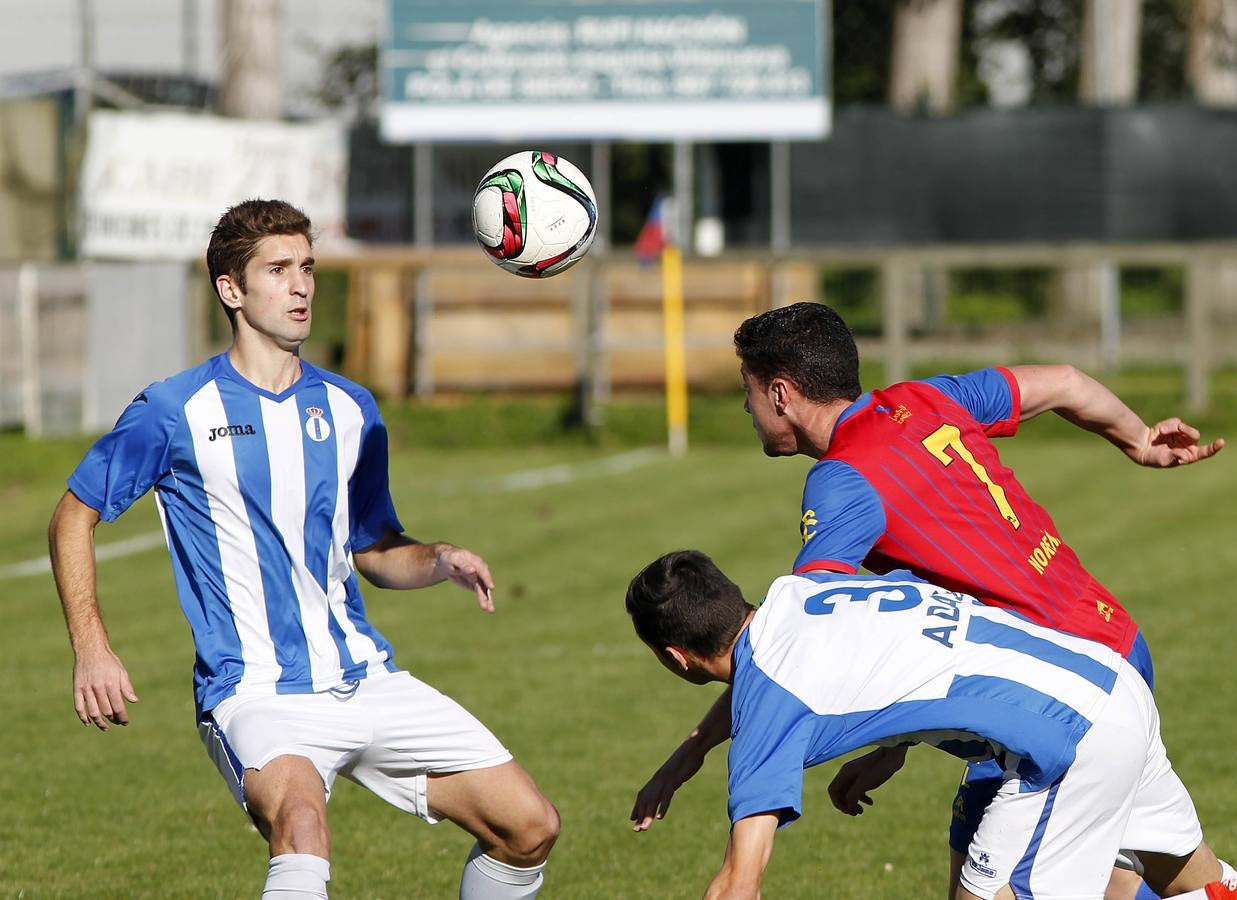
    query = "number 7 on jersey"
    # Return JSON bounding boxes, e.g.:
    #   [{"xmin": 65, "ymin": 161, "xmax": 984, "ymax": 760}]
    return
[{"xmin": 921, "ymin": 424, "xmax": 1021, "ymax": 529}]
